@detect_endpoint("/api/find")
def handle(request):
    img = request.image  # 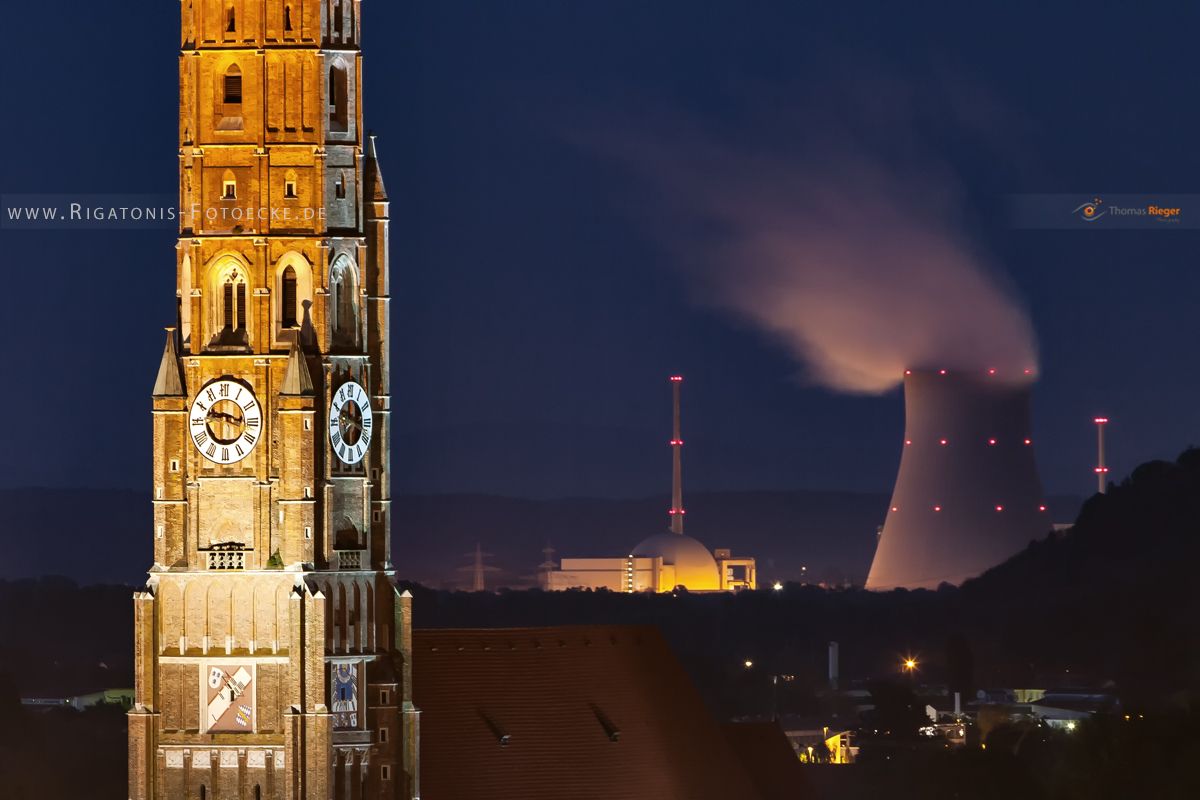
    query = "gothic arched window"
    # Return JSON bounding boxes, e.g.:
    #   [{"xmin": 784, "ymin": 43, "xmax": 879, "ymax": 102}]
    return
[
  {"xmin": 281, "ymin": 267, "xmax": 298, "ymax": 328},
  {"xmin": 330, "ymin": 256, "xmax": 359, "ymax": 348},
  {"xmin": 226, "ymin": 3, "xmax": 236, "ymax": 33},
  {"xmin": 223, "ymin": 64, "xmax": 242, "ymax": 105},
  {"xmin": 328, "ymin": 64, "xmax": 348, "ymax": 131},
  {"xmin": 217, "ymin": 64, "xmax": 244, "ymax": 131},
  {"xmin": 222, "ymin": 169, "xmax": 237, "ymax": 201},
  {"xmin": 223, "ymin": 281, "xmax": 234, "ymax": 328},
  {"xmin": 284, "ymin": 5, "xmax": 293, "ymax": 32},
  {"xmin": 223, "ymin": 276, "xmax": 247, "ymax": 332},
  {"xmin": 207, "ymin": 257, "xmax": 253, "ymax": 349},
  {"xmin": 274, "ymin": 253, "xmax": 313, "ymax": 344}
]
